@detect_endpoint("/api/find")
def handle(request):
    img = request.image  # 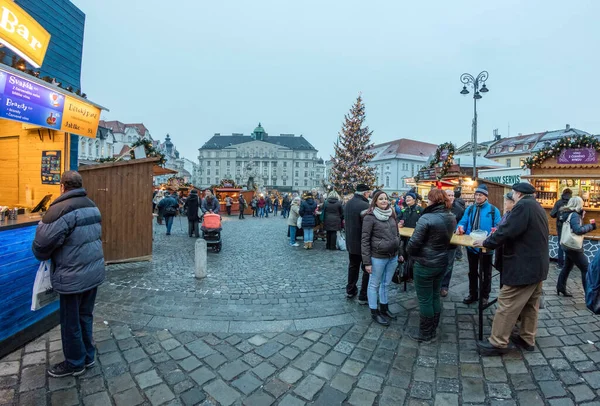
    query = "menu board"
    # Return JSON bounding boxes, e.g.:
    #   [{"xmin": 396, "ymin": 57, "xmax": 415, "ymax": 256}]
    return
[
  {"xmin": 0, "ymin": 69, "xmax": 100, "ymax": 138},
  {"xmin": 41, "ymin": 150, "xmax": 61, "ymax": 185}
]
